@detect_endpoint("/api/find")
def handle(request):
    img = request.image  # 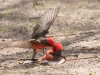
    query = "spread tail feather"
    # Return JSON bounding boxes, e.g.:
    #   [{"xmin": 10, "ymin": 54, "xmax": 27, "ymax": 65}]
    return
[{"xmin": 8, "ymin": 39, "xmax": 41, "ymax": 48}]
